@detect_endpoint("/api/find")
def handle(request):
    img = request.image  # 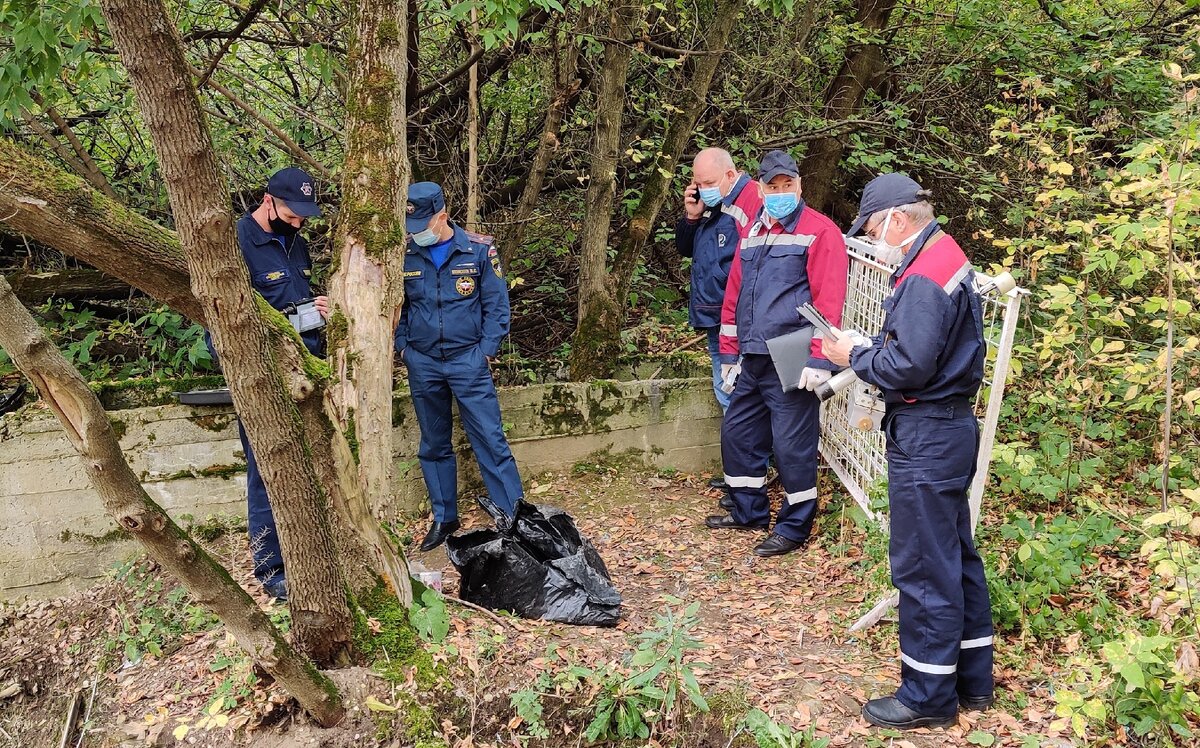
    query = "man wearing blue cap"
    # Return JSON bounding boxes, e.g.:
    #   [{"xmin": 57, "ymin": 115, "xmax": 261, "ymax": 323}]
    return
[
  {"xmin": 394, "ymin": 182, "xmax": 525, "ymax": 552},
  {"xmin": 824, "ymin": 173, "xmax": 993, "ymax": 729},
  {"xmin": 706, "ymin": 150, "xmax": 848, "ymax": 557},
  {"xmin": 225, "ymin": 166, "xmax": 327, "ymax": 601}
]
